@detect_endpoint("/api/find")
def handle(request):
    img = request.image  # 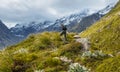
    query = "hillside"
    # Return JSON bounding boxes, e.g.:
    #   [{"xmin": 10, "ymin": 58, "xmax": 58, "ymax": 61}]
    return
[
  {"xmin": 0, "ymin": 32, "xmax": 83, "ymax": 72},
  {"xmin": 0, "ymin": 1, "xmax": 120, "ymax": 72},
  {"xmin": 80, "ymin": 0, "xmax": 120, "ymax": 54},
  {"xmin": 80, "ymin": 0, "xmax": 120, "ymax": 72},
  {"xmin": 0, "ymin": 31, "xmax": 109, "ymax": 72},
  {"xmin": 0, "ymin": 32, "xmax": 117, "ymax": 72},
  {"xmin": 69, "ymin": 13, "xmax": 102, "ymax": 32}
]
